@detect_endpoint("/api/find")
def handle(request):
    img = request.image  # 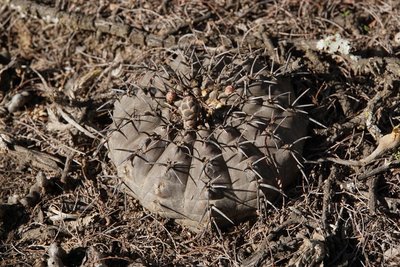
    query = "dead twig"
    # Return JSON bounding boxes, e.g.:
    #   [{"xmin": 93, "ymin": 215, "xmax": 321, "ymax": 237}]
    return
[
  {"xmin": 368, "ymin": 176, "xmax": 378, "ymax": 214},
  {"xmin": 57, "ymin": 107, "xmax": 99, "ymax": 139},
  {"xmin": 322, "ymin": 166, "xmax": 335, "ymax": 231},
  {"xmin": 357, "ymin": 160, "xmax": 400, "ymax": 180},
  {"xmin": 6, "ymin": 0, "xmax": 213, "ymax": 48},
  {"xmin": 60, "ymin": 153, "xmax": 73, "ymax": 183},
  {"xmin": 7, "ymin": 0, "xmax": 131, "ymax": 37},
  {"xmin": 0, "ymin": 133, "xmax": 62, "ymax": 173}
]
